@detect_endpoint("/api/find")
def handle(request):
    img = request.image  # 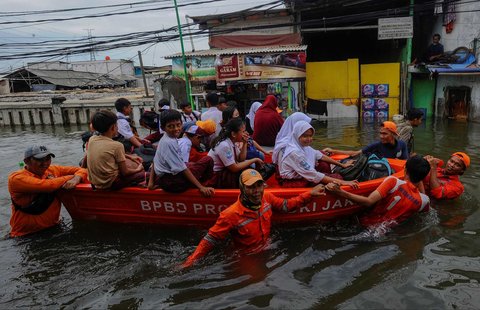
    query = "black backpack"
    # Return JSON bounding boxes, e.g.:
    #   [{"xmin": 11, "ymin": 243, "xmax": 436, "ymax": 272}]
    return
[
  {"xmin": 139, "ymin": 111, "xmax": 160, "ymax": 131},
  {"xmin": 332, "ymin": 154, "xmax": 368, "ymax": 181}
]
